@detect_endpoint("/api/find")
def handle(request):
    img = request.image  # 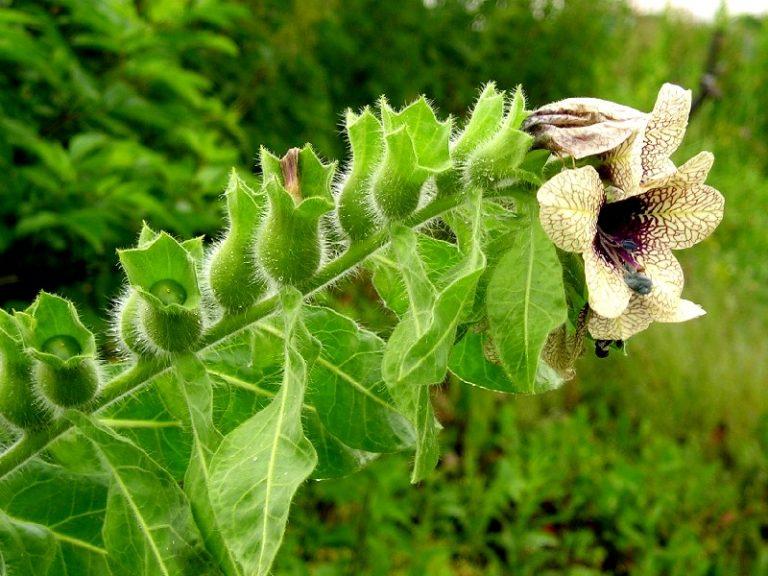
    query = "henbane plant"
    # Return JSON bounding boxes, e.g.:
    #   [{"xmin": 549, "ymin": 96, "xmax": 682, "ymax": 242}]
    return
[{"xmin": 0, "ymin": 83, "xmax": 723, "ymax": 575}]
